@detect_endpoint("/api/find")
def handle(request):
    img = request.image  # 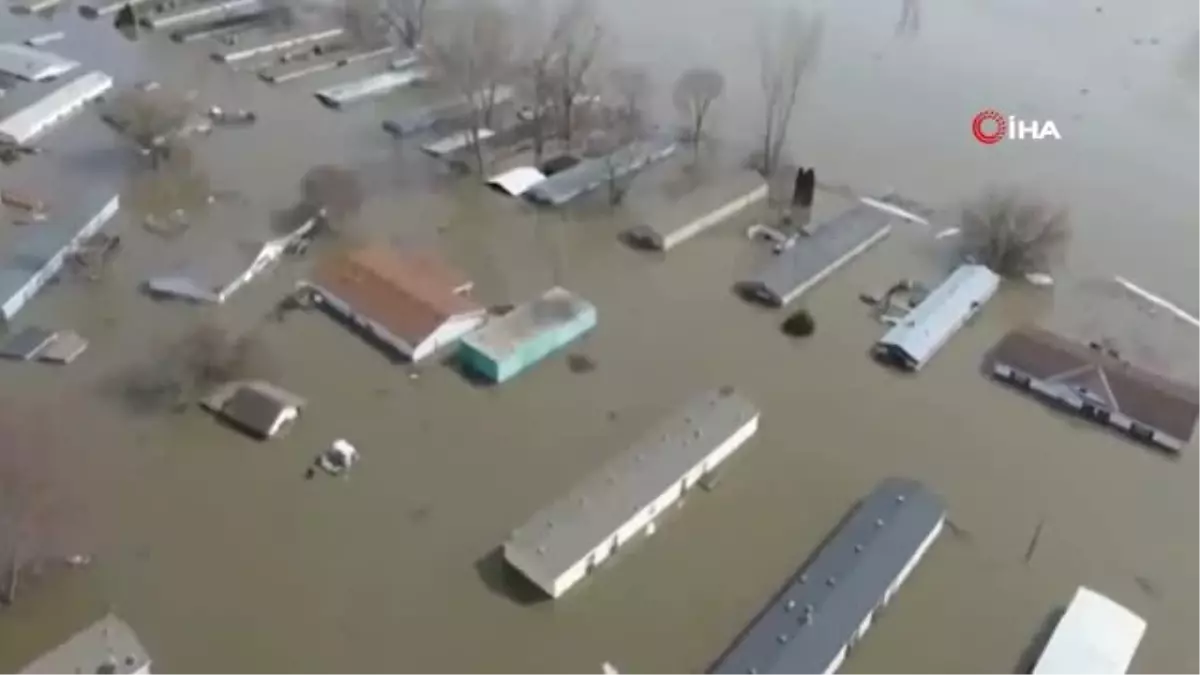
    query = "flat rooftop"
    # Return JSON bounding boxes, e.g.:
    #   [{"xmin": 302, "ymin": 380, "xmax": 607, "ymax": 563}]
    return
[
  {"xmin": 505, "ymin": 387, "xmax": 759, "ymax": 586},
  {"xmin": 461, "ymin": 287, "xmax": 595, "ymax": 360}
]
